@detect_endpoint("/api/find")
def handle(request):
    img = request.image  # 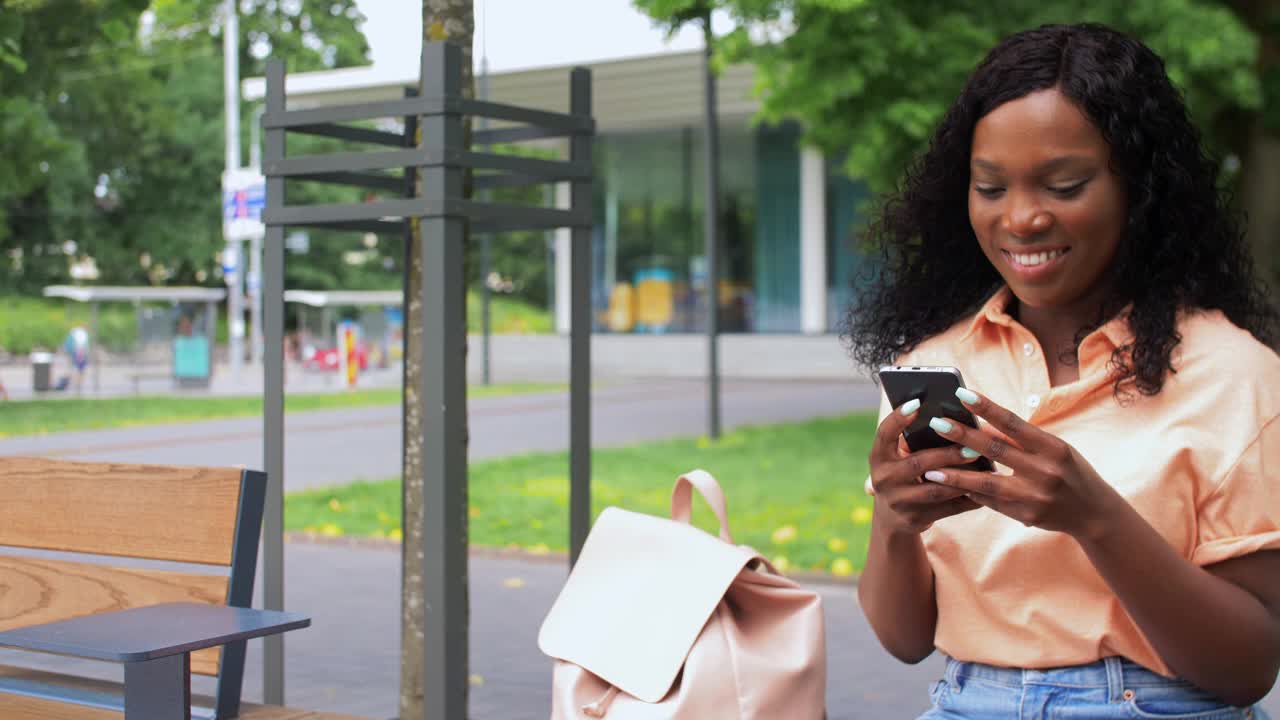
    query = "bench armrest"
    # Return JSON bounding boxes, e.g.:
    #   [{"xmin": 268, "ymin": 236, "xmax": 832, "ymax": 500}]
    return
[{"xmin": 0, "ymin": 602, "xmax": 309, "ymax": 663}]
